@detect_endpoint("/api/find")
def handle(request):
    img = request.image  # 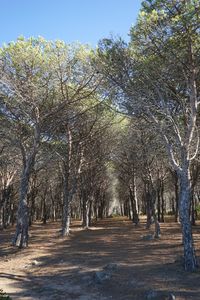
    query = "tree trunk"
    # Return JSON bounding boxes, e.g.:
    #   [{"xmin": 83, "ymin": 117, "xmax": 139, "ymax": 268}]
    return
[
  {"xmin": 82, "ymin": 190, "xmax": 89, "ymax": 228},
  {"xmin": 178, "ymin": 170, "xmax": 198, "ymax": 271},
  {"xmin": 1, "ymin": 185, "xmax": 12, "ymax": 229},
  {"xmin": 190, "ymin": 185, "xmax": 197, "ymax": 226},
  {"xmin": 85, "ymin": 202, "xmax": 89, "ymax": 229},
  {"xmin": 12, "ymin": 163, "xmax": 32, "ymax": 247},
  {"xmin": 62, "ymin": 167, "xmax": 71, "ymax": 236},
  {"xmin": 88, "ymin": 200, "xmax": 93, "ymax": 227},
  {"xmin": 62, "ymin": 198, "xmax": 71, "ymax": 236},
  {"xmin": 12, "ymin": 124, "xmax": 40, "ymax": 247},
  {"xmin": 152, "ymin": 188, "xmax": 161, "ymax": 238},
  {"xmin": 146, "ymin": 191, "xmax": 152, "ymax": 229},
  {"xmin": 129, "ymin": 185, "xmax": 139, "ymax": 225},
  {"xmin": 174, "ymin": 172, "xmax": 179, "ymax": 222},
  {"xmin": 42, "ymin": 197, "xmax": 47, "ymax": 224},
  {"xmin": 157, "ymin": 185, "xmax": 161, "ymax": 222},
  {"xmin": 161, "ymin": 180, "xmax": 165, "ymax": 223}
]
